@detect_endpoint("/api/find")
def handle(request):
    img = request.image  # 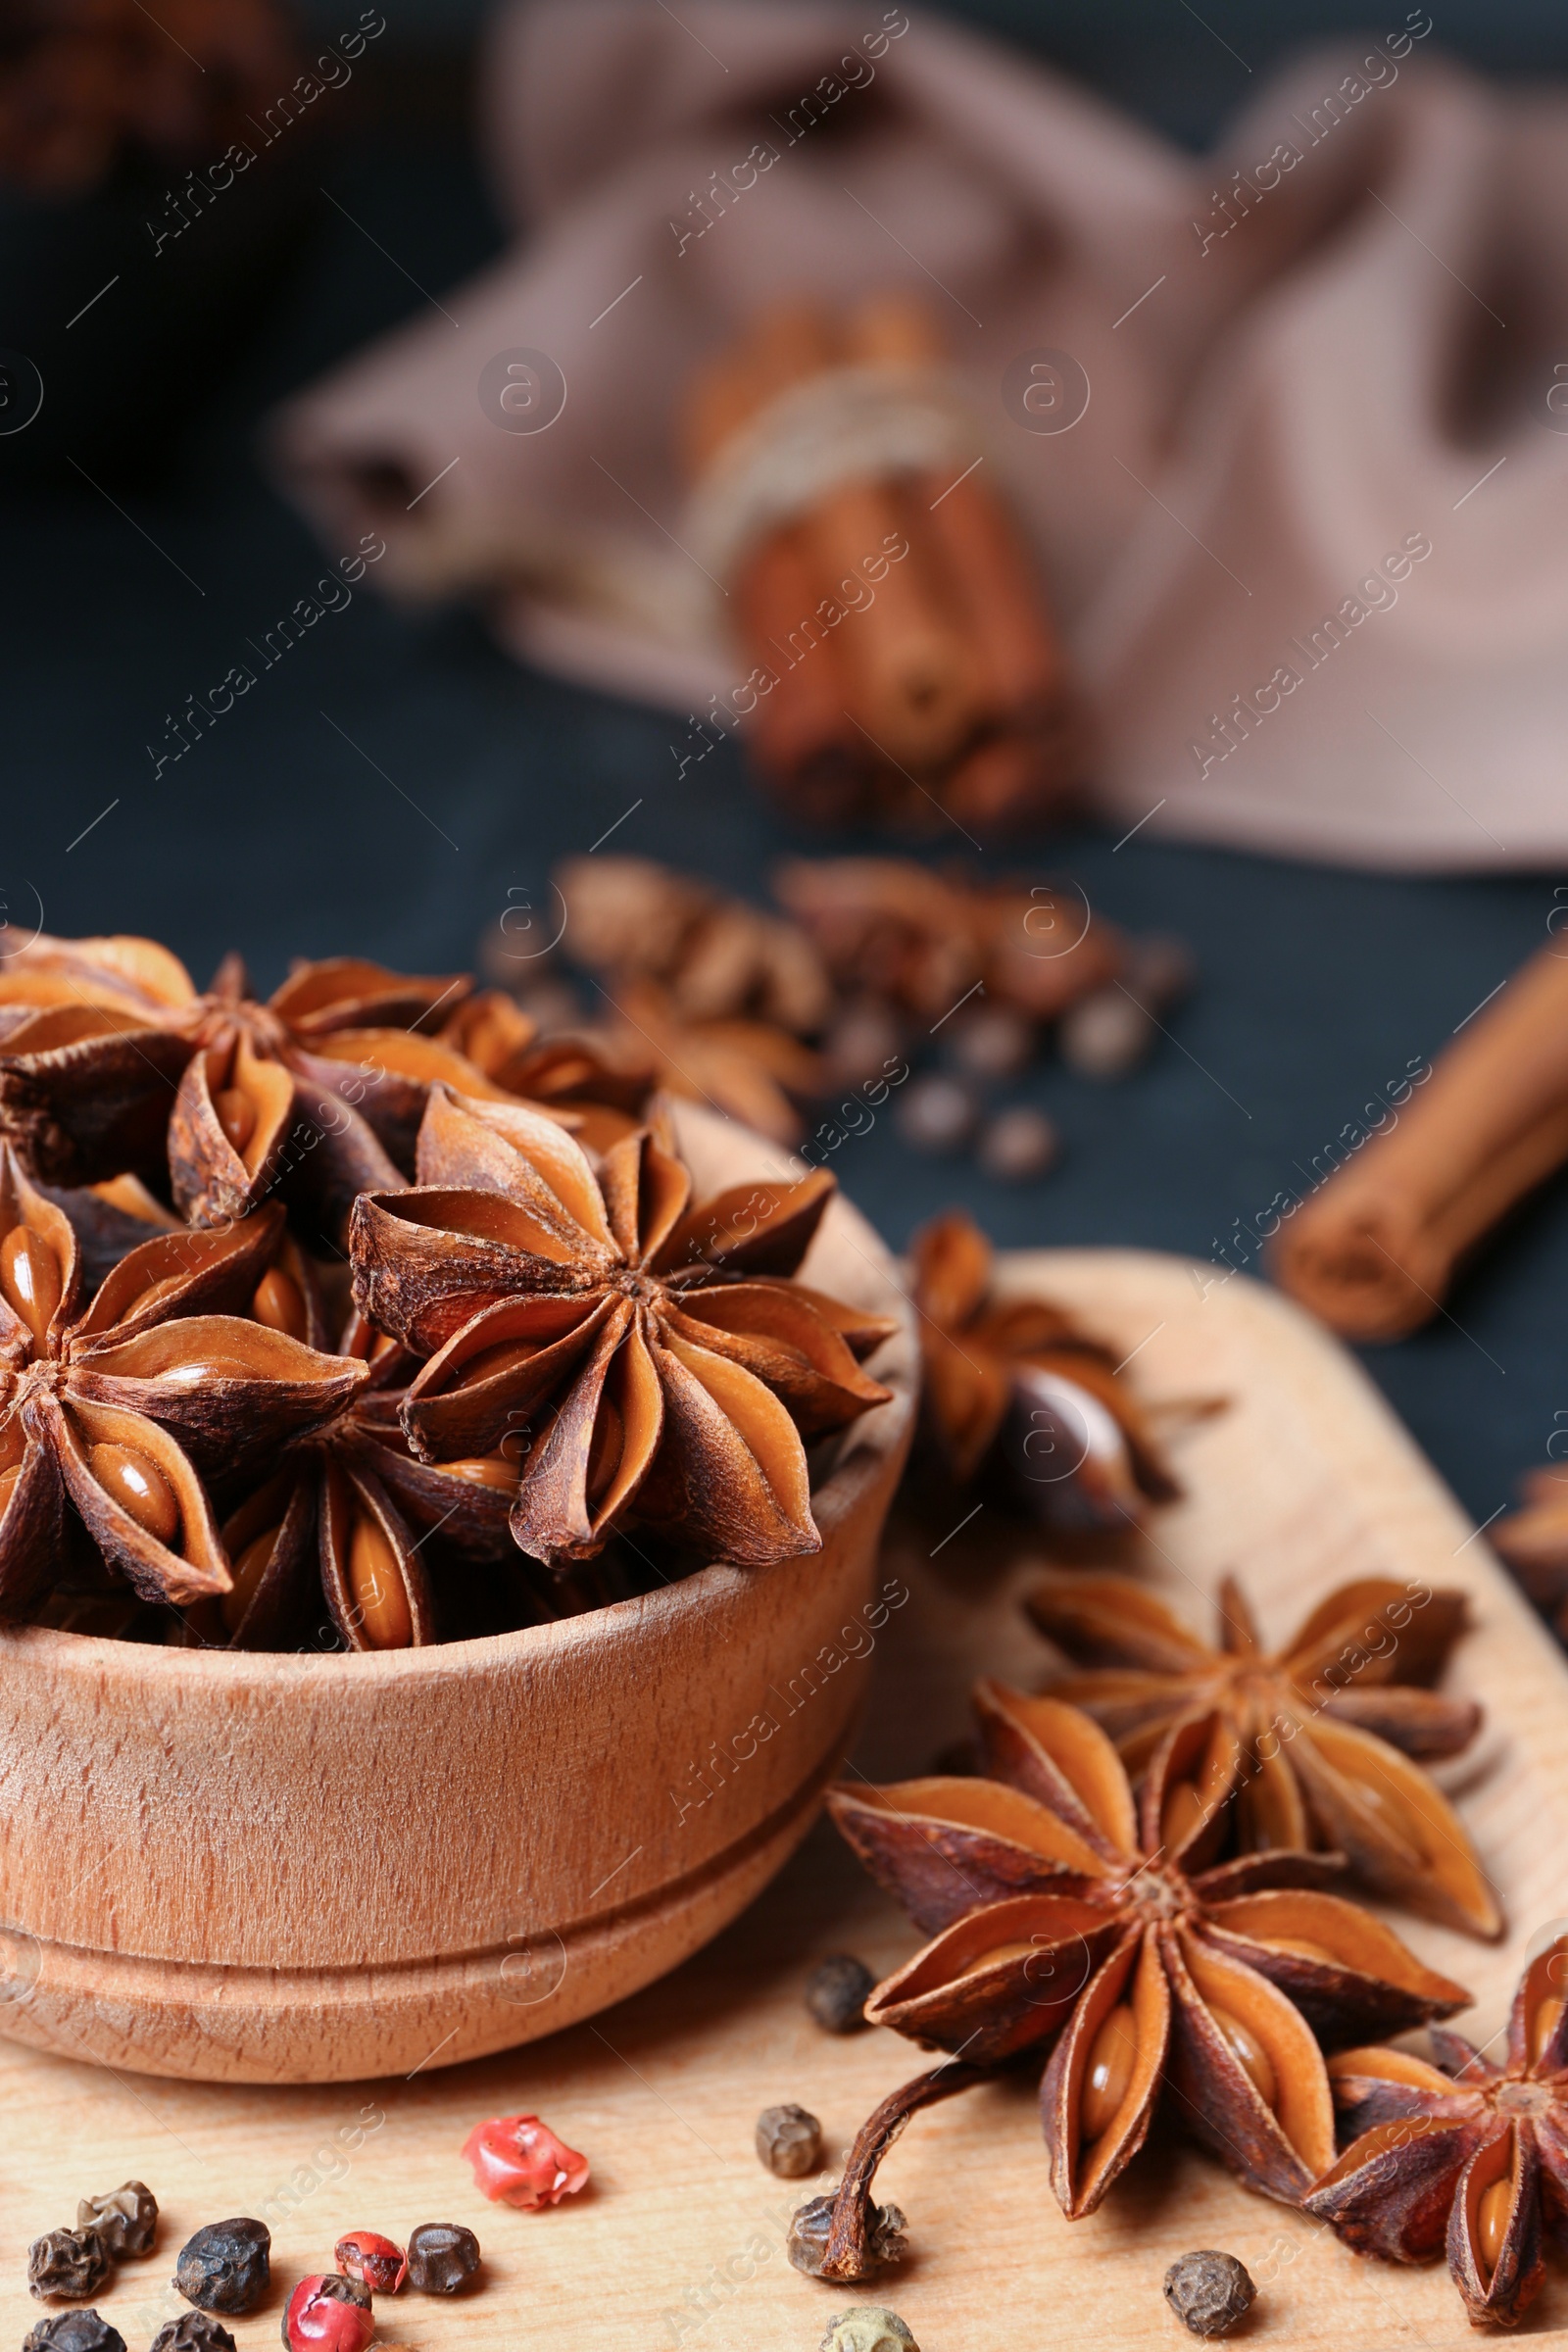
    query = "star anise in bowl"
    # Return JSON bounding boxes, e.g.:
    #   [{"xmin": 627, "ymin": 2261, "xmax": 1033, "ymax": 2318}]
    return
[
  {"xmin": 910, "ymin": 1209, "xmax": 1179, "ymax": 1528},
  {"xmin": 0, "ymin": 1147, "xmax": 362, "ymax": 1614},
  {"xmin": 808, "ymin": 1681, "xmax": 1469, "ymax": 2278},
  {"xmin": 0, "ymin": 929, "xmax": 521, "ymax": 1239},
  {"xmin": 1026, "ymin": 1571, "xmax": 1499, "ymax": 1937},
  {"xmin": 349, "ymin": 1087, "xmax": 897, "ymax": 1570},
  {"xmin": 1304, "ymin": 1933, "xmax": 1568, "ymax": 2327}
]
